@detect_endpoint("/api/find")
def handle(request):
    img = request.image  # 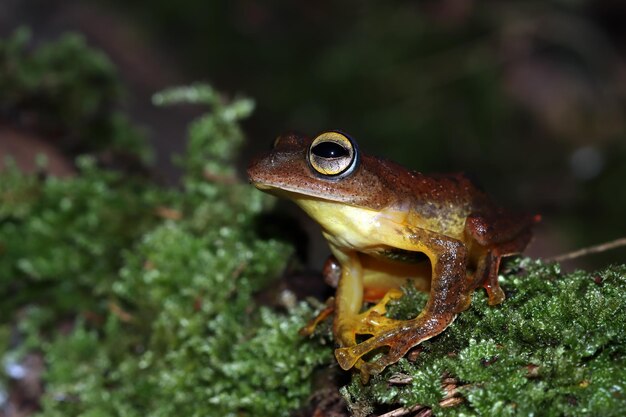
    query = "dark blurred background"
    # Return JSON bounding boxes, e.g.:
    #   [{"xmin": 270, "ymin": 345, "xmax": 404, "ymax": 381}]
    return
[{"xmin": 1, "ymin": 0, "xmax": 625, "ymax": 268}]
